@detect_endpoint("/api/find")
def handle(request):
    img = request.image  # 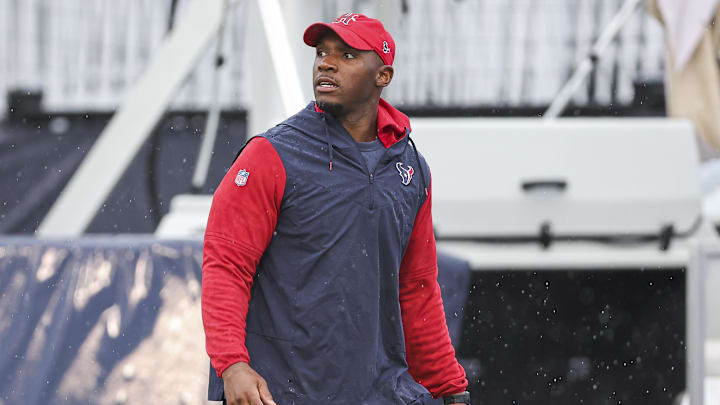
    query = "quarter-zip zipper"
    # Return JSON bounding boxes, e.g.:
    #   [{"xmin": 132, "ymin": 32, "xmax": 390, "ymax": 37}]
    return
[
  {"xmin": 369, "ymin": 172, "xmax": 375, "ymax": 209},
  {"xmin": 367, "ymin": 144, "xmax": 392, "ymax": 211},
  {"xmin": 316, "ymin": 110, "xmax": 398, "ymax": 210}
]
